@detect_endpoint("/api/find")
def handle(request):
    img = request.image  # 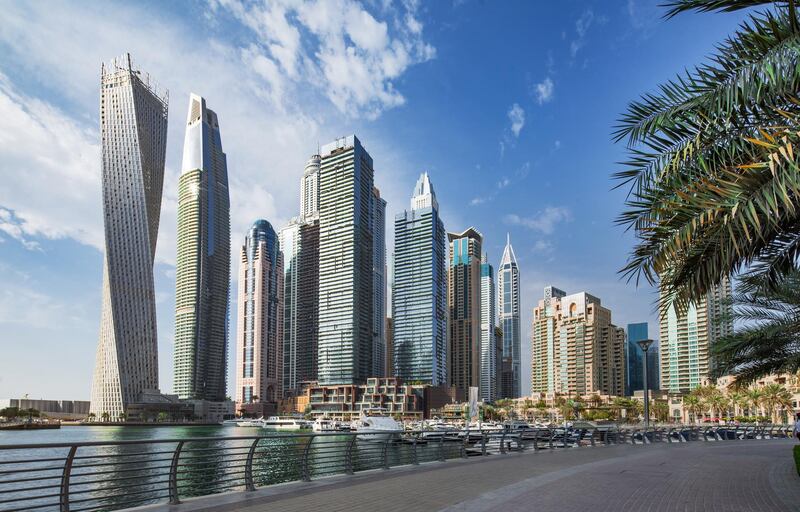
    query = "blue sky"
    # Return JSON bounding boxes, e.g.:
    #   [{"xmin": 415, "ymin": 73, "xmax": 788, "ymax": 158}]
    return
[{"xmin": 0, "ymin": 0, "xmax": 751, "ymax": 400}]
